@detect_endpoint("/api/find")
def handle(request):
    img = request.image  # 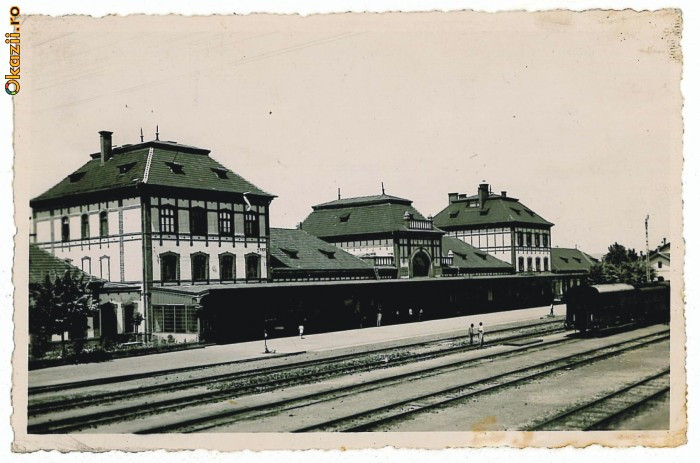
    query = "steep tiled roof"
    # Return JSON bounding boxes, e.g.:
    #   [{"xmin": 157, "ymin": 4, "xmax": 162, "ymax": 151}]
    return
[
  {"xmin": 30, "ymin": 140, "xmax": 273, "ymax": 206},
  {"xmin": 29, "ymin": 244, "xmax": 100, "ymax": 285},
  {"xmin": 313, "ymin": 194, "xmax": 412, "ymax": 210},
  {"xmin": 551, "ymin": 247, "xmax": 597, "ymax": 273},
  {"xmin": 270, "ymin": 228, "xmax": 374, "ymax": 273},
  {"xmin": 434, "ymin": 193, "xmax": 553, "ymax": 229},
  {"xmin": 302, "ymin": 195, "xmax": 442, "ymax": 238},
  {"xmin": 441, "ymin": 236, "xmax": 514, "ymax": 272},
  {"xmin": 650, "ymin": 242, "xmax": 670, "ymax": 261}
]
